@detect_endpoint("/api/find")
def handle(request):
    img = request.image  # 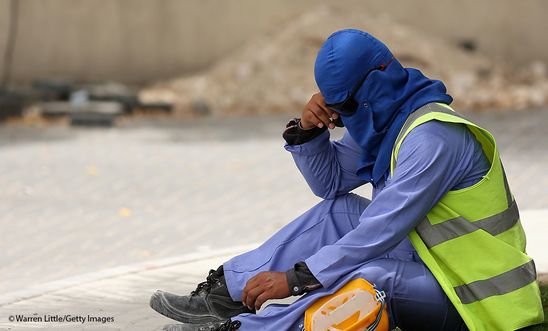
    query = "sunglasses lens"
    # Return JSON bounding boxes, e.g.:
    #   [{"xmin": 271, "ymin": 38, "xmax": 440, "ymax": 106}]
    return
[
  {"xmin": 341, "ymin": 98, "xmax": 358, "ymax": 115},
  {"xmin": 328, "ymin": 98, "xmax": 358, "ymax": 116}
]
